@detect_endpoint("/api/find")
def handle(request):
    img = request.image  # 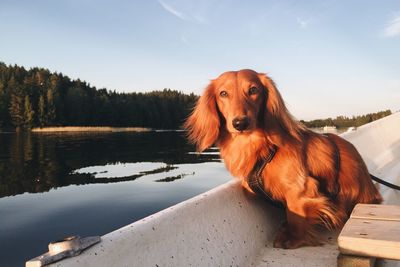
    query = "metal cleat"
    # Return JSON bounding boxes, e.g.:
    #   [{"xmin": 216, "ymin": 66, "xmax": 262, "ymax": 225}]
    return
[{"xmin": 26, "ymin": 235, "xmax": 101, "ymax": 267}]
